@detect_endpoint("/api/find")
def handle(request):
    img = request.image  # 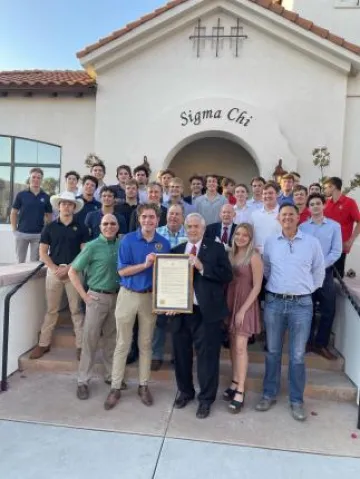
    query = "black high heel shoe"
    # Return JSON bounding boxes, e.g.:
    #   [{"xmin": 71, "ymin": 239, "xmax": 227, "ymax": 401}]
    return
[
  {"xmin": 223, "ymin": 380, "xmax": 238, "ymax": 401},
  {"xmin": 228, "ymin": 391, "xmax": 245, "ymax": 414}
]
